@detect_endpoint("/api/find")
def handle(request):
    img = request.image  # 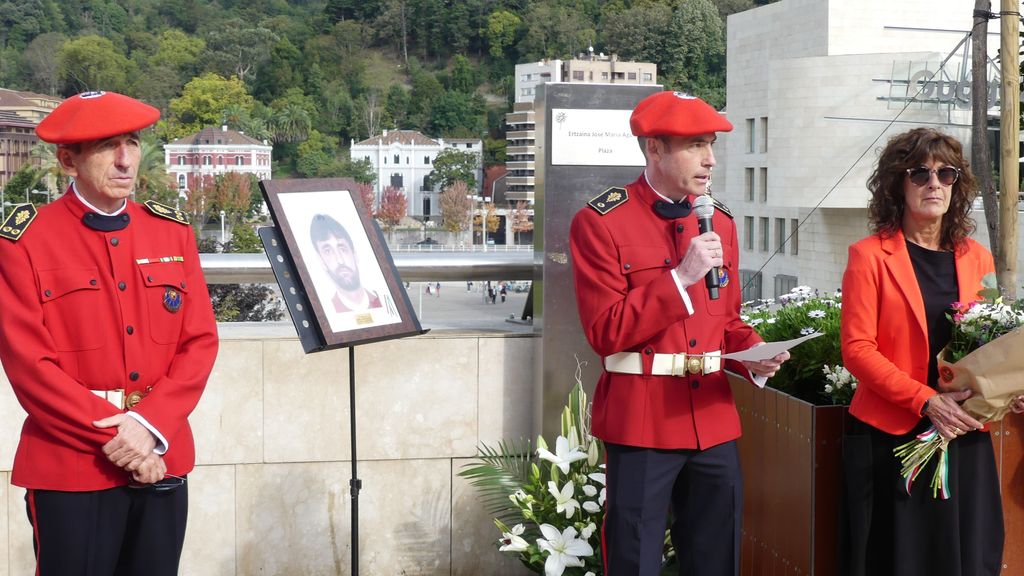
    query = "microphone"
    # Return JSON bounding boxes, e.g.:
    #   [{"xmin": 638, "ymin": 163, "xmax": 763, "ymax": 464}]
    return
[{"xmin": 692, "ymin": 195, "xmax": 720, "ymax": 300}]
